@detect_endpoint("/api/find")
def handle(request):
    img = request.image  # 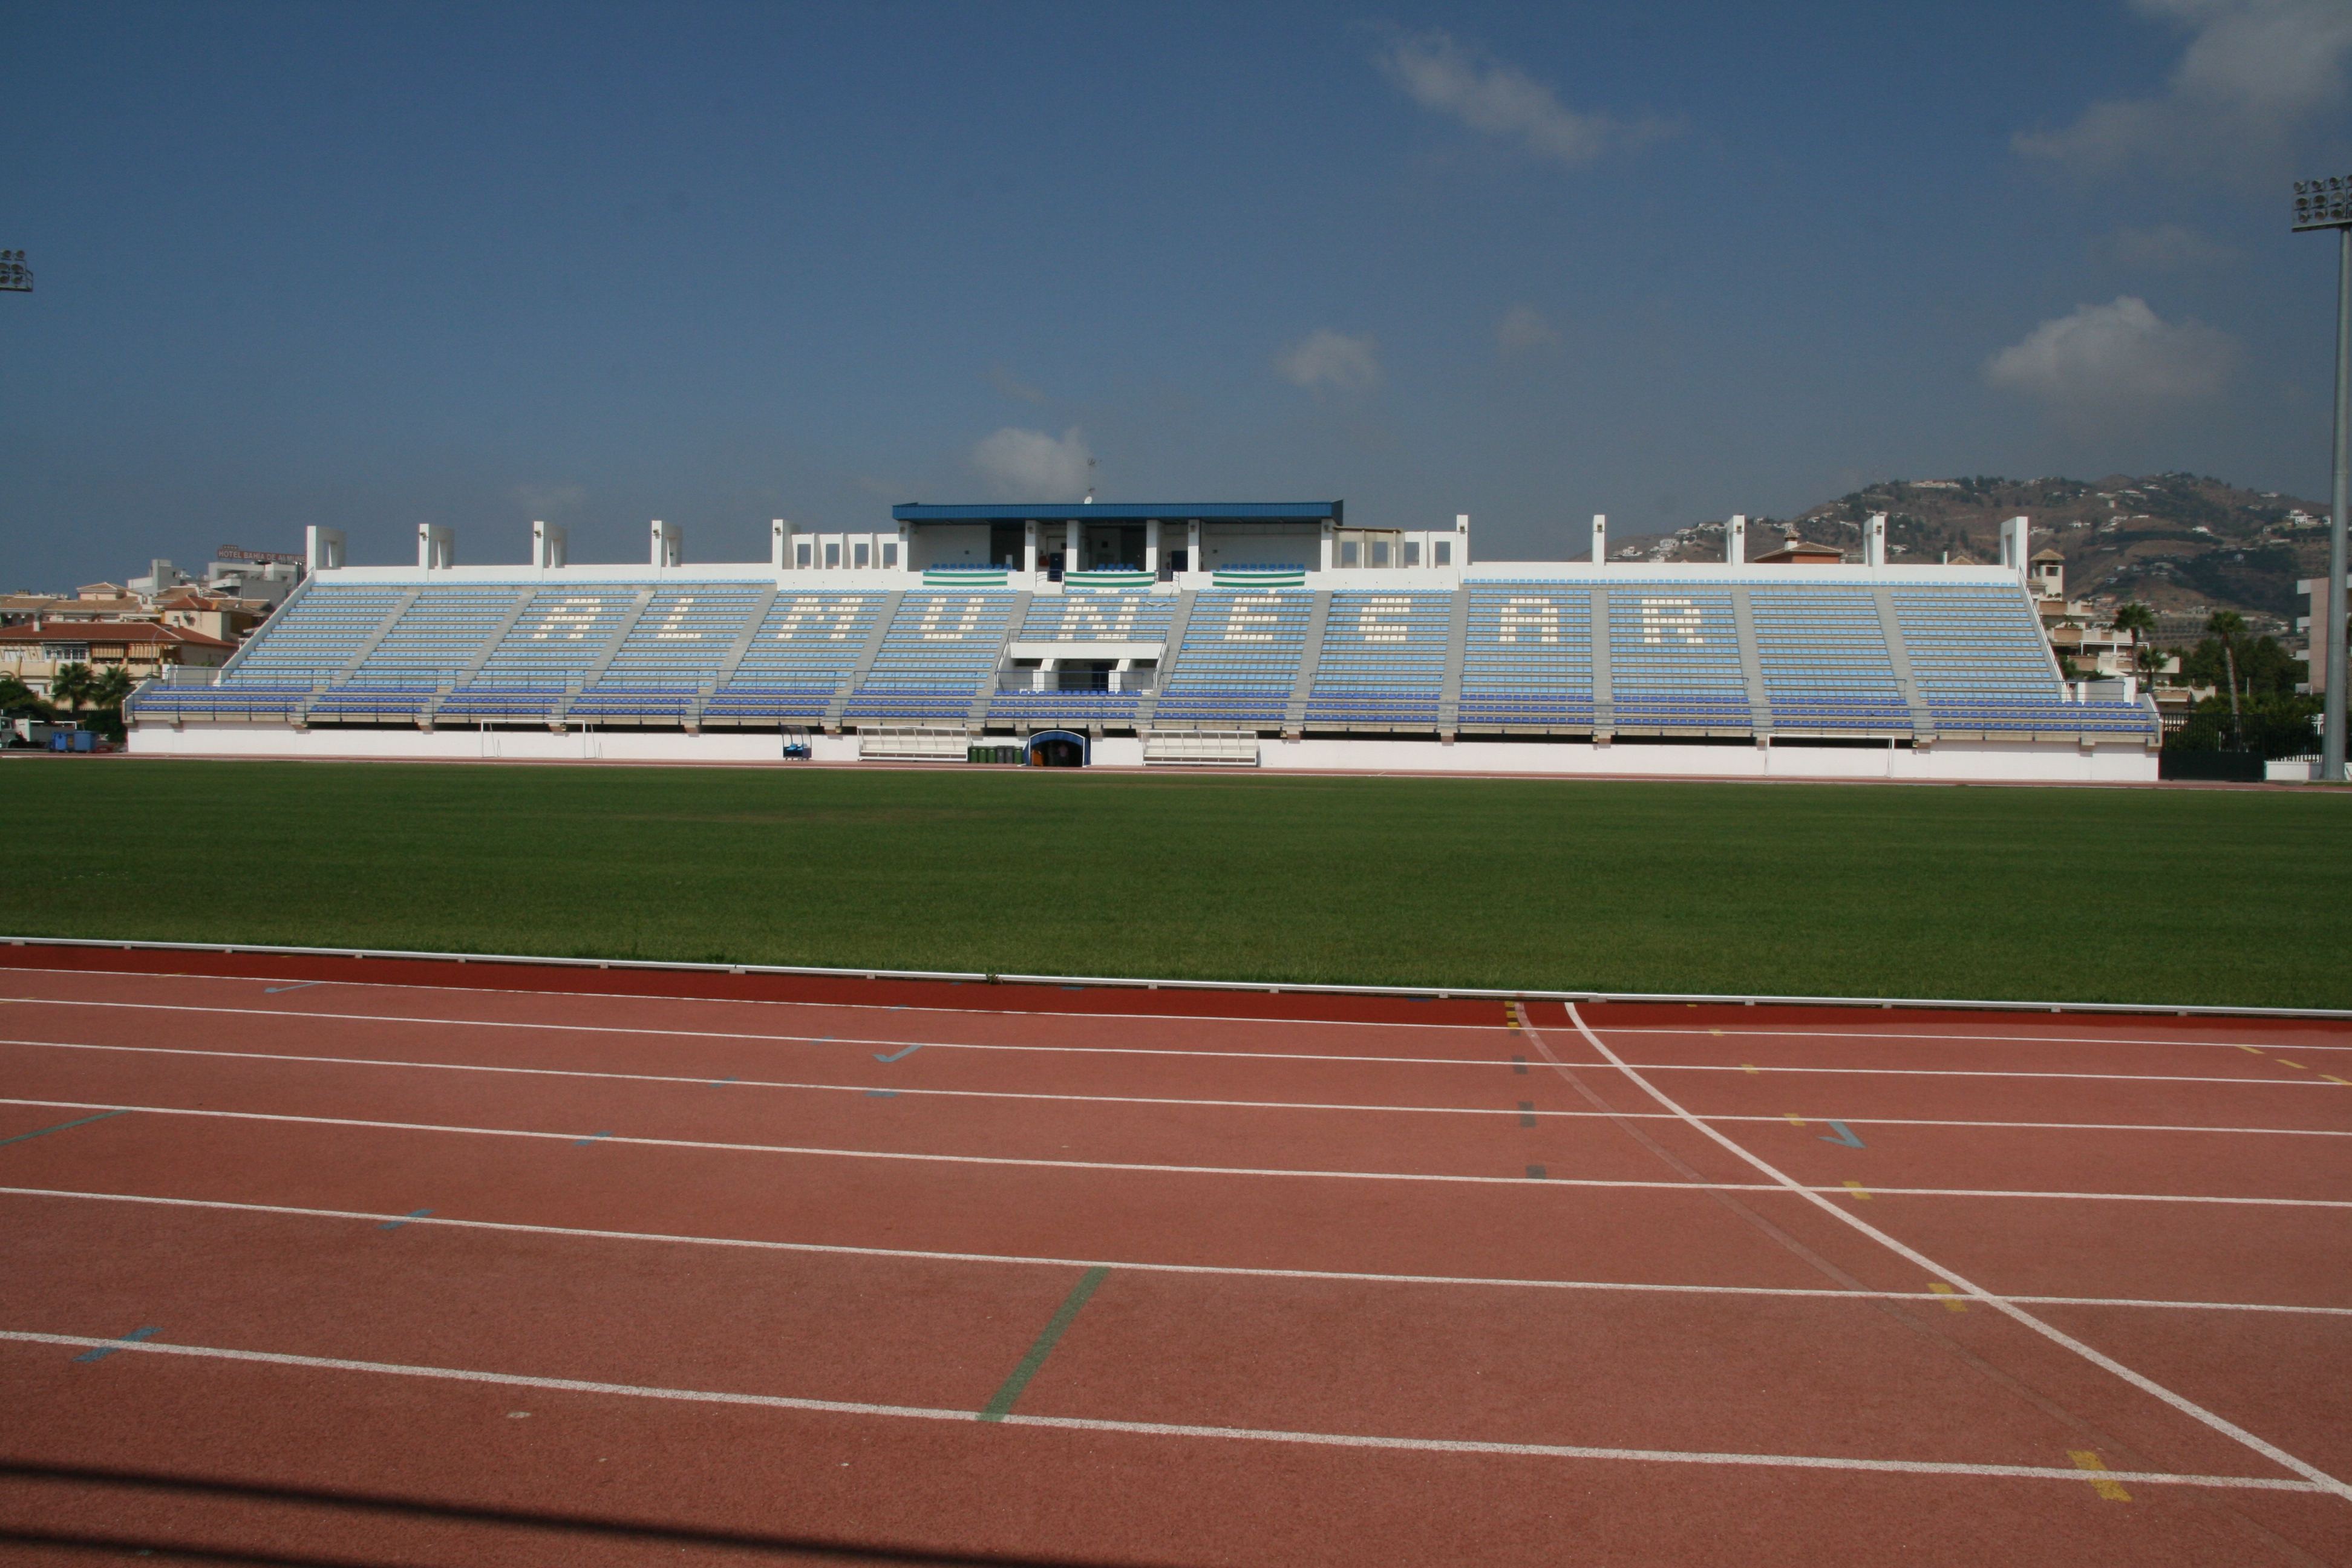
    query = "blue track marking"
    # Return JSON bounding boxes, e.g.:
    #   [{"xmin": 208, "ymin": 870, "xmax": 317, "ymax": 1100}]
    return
[
  {"xmin": 708, "ymin": 1076, "xmax": 738, "ymax": 1086},
  {"xmin": 0, "ymin": 1109, "xmax": 128, "ymax": 1148},
  {"xmin": 73, "ymin": 1326, "xmax": 158, "ymax": 1362},
  {"xmin": 377, "ymin": 1208, "xmax": 433, "ymax": 1231},
  {"xmin": 864, "ymin": 1089, "xmax": 900, "ymax": 1099},
  {"xmin": 571, "ymin": 1131, "xmax": 615, "ymax": 1147},
  {"xmin": 874, "ymin": 1044, "xmax": 923, "ymax": 1064},
  {"xmin": 1526, "ymin": 1165, "xmax": 1548, "ymax": 1180},
  {"xmin": 1819, "ymin": 1121, "xmax": 1867, "ymax": 1148},
  {"xmin": 1511, "ymin": 1055, "xmax": 1529, "ymax": 1074},
  {"xmin": 263, "ymin": 981, "xmax": 324, "ymax": 994}
]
